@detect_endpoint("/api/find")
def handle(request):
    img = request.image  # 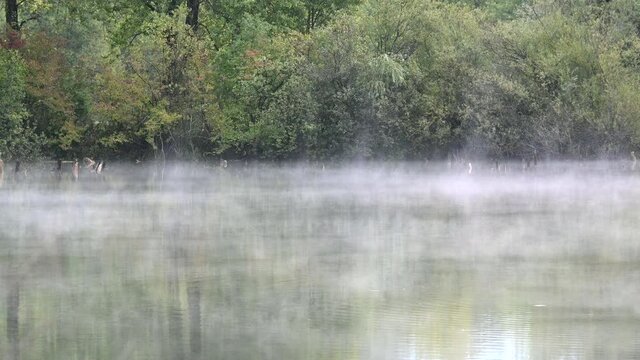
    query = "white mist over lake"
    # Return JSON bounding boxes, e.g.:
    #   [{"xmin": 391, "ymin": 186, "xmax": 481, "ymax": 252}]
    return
[{"xmin": 1, "ymin": 162, "xmax": 640, "ymax": 359}]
